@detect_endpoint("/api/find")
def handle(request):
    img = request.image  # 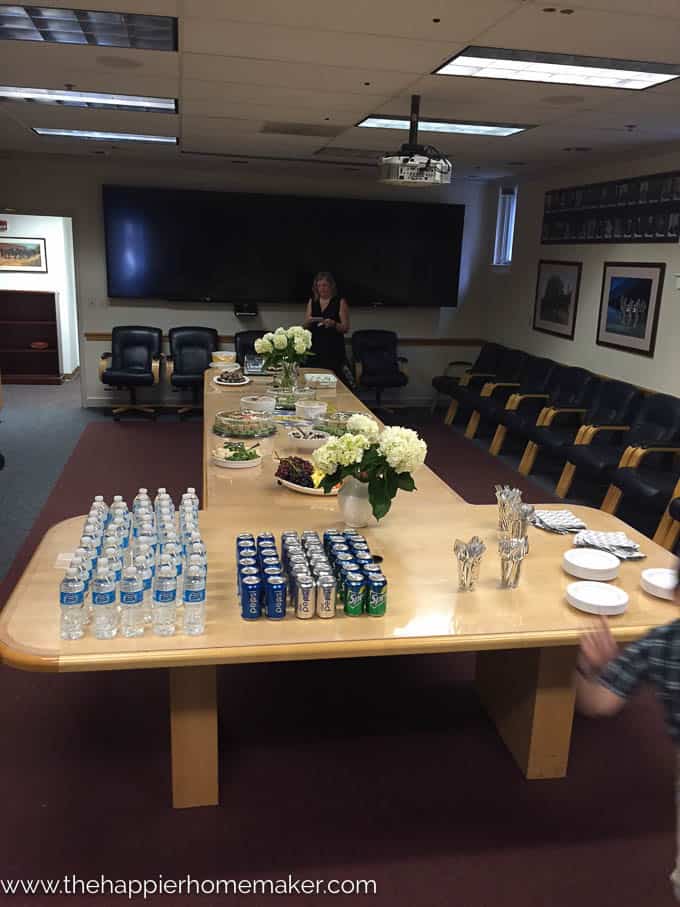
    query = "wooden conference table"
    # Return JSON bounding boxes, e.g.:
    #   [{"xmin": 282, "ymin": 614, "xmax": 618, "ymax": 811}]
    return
[{"xmin": 0, "ymin": 368, "xmax": 677, "ymax": 809}]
